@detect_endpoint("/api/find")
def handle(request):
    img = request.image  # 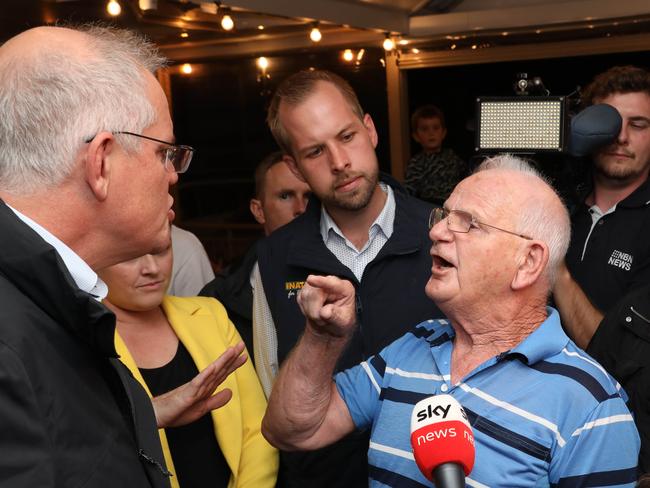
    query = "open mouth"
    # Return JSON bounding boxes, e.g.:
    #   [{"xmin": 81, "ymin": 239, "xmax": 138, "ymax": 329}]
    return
[{"xmin": 433, "ymin": 255, "xmax": 453, "ymax": 268}]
